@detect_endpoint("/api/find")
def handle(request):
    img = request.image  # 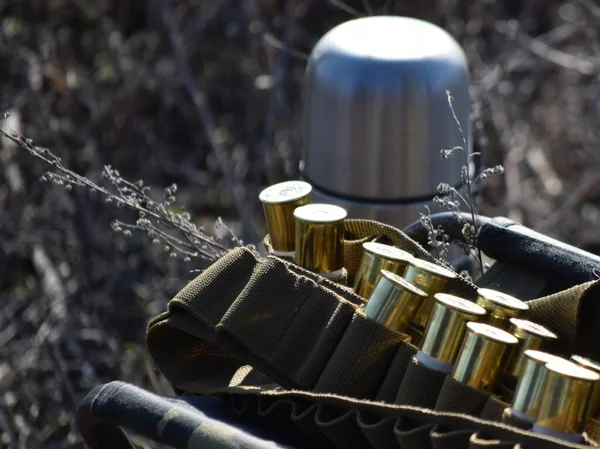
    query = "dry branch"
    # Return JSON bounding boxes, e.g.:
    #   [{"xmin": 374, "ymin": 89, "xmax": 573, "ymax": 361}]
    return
[{"xmin": 157, "ymin": 0, "xmax": 259, "ymax": 244}]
